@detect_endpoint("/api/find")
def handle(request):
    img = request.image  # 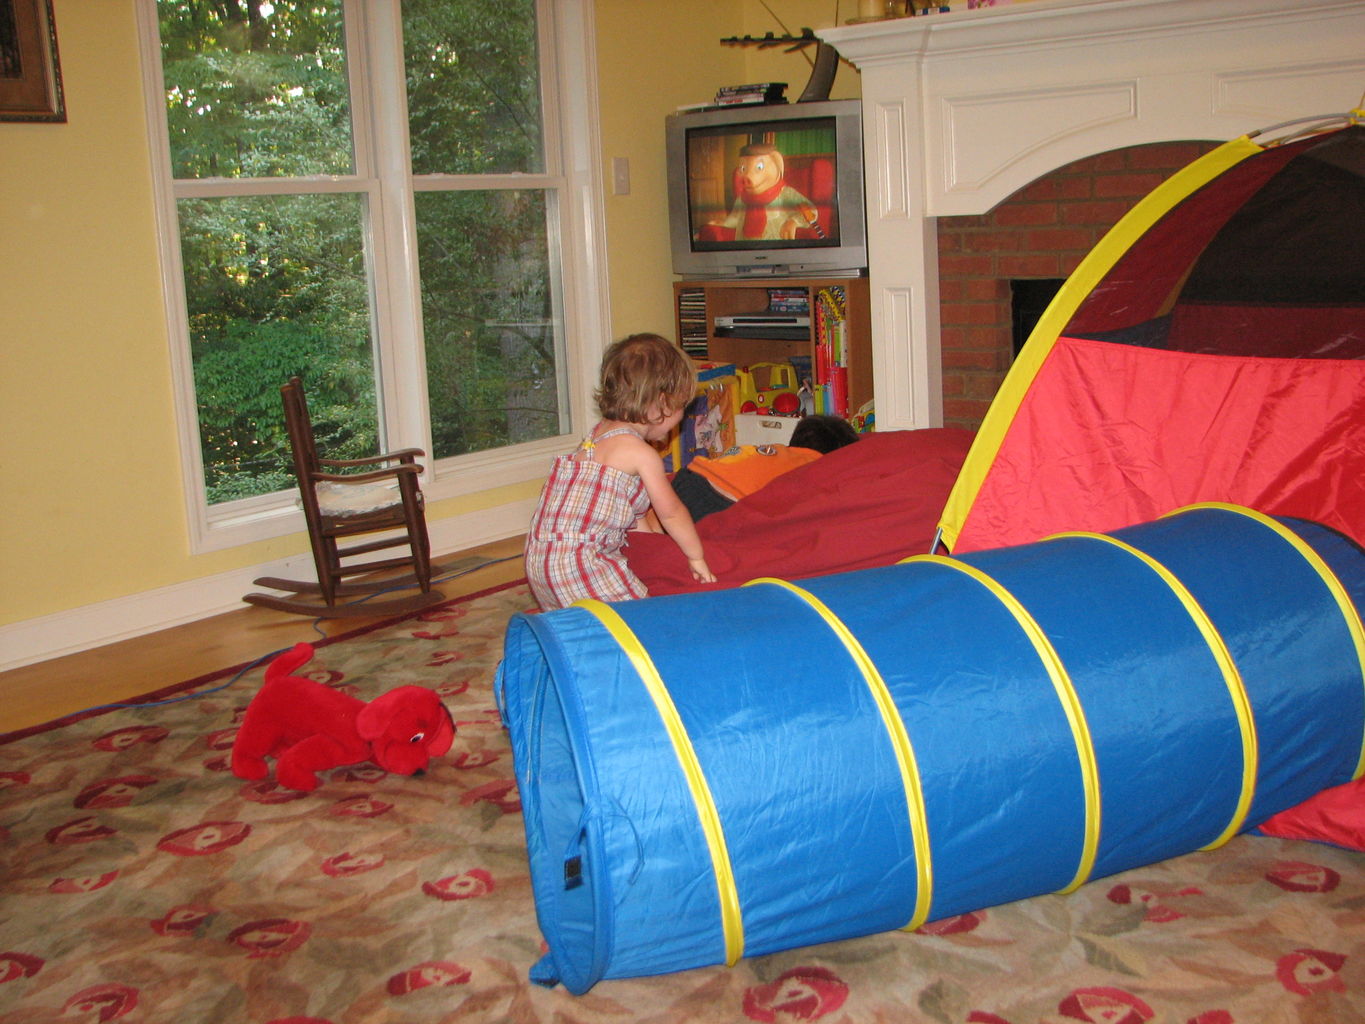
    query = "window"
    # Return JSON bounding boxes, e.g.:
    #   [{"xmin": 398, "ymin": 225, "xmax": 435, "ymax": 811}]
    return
[{"xmin": 138, "ymin": 0, "xmax": 606, "ymax": 551}]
